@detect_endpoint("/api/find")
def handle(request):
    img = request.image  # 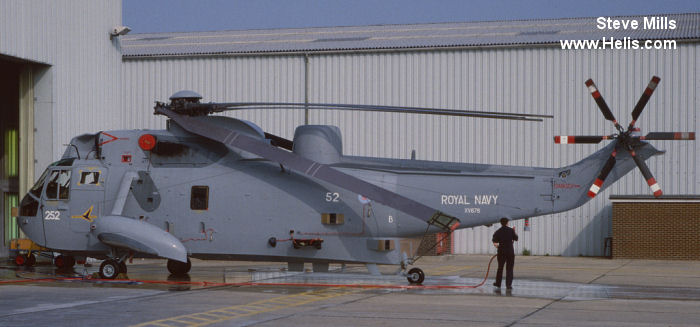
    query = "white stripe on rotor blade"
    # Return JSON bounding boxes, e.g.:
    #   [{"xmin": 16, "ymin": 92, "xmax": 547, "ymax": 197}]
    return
[
  {"xmin": 589, "ymin": 184, "xmax": 601, "ymax": 194},
  {"xmin": 650, "ymin": 183, "xmax": 661, "ymax": 192}
]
